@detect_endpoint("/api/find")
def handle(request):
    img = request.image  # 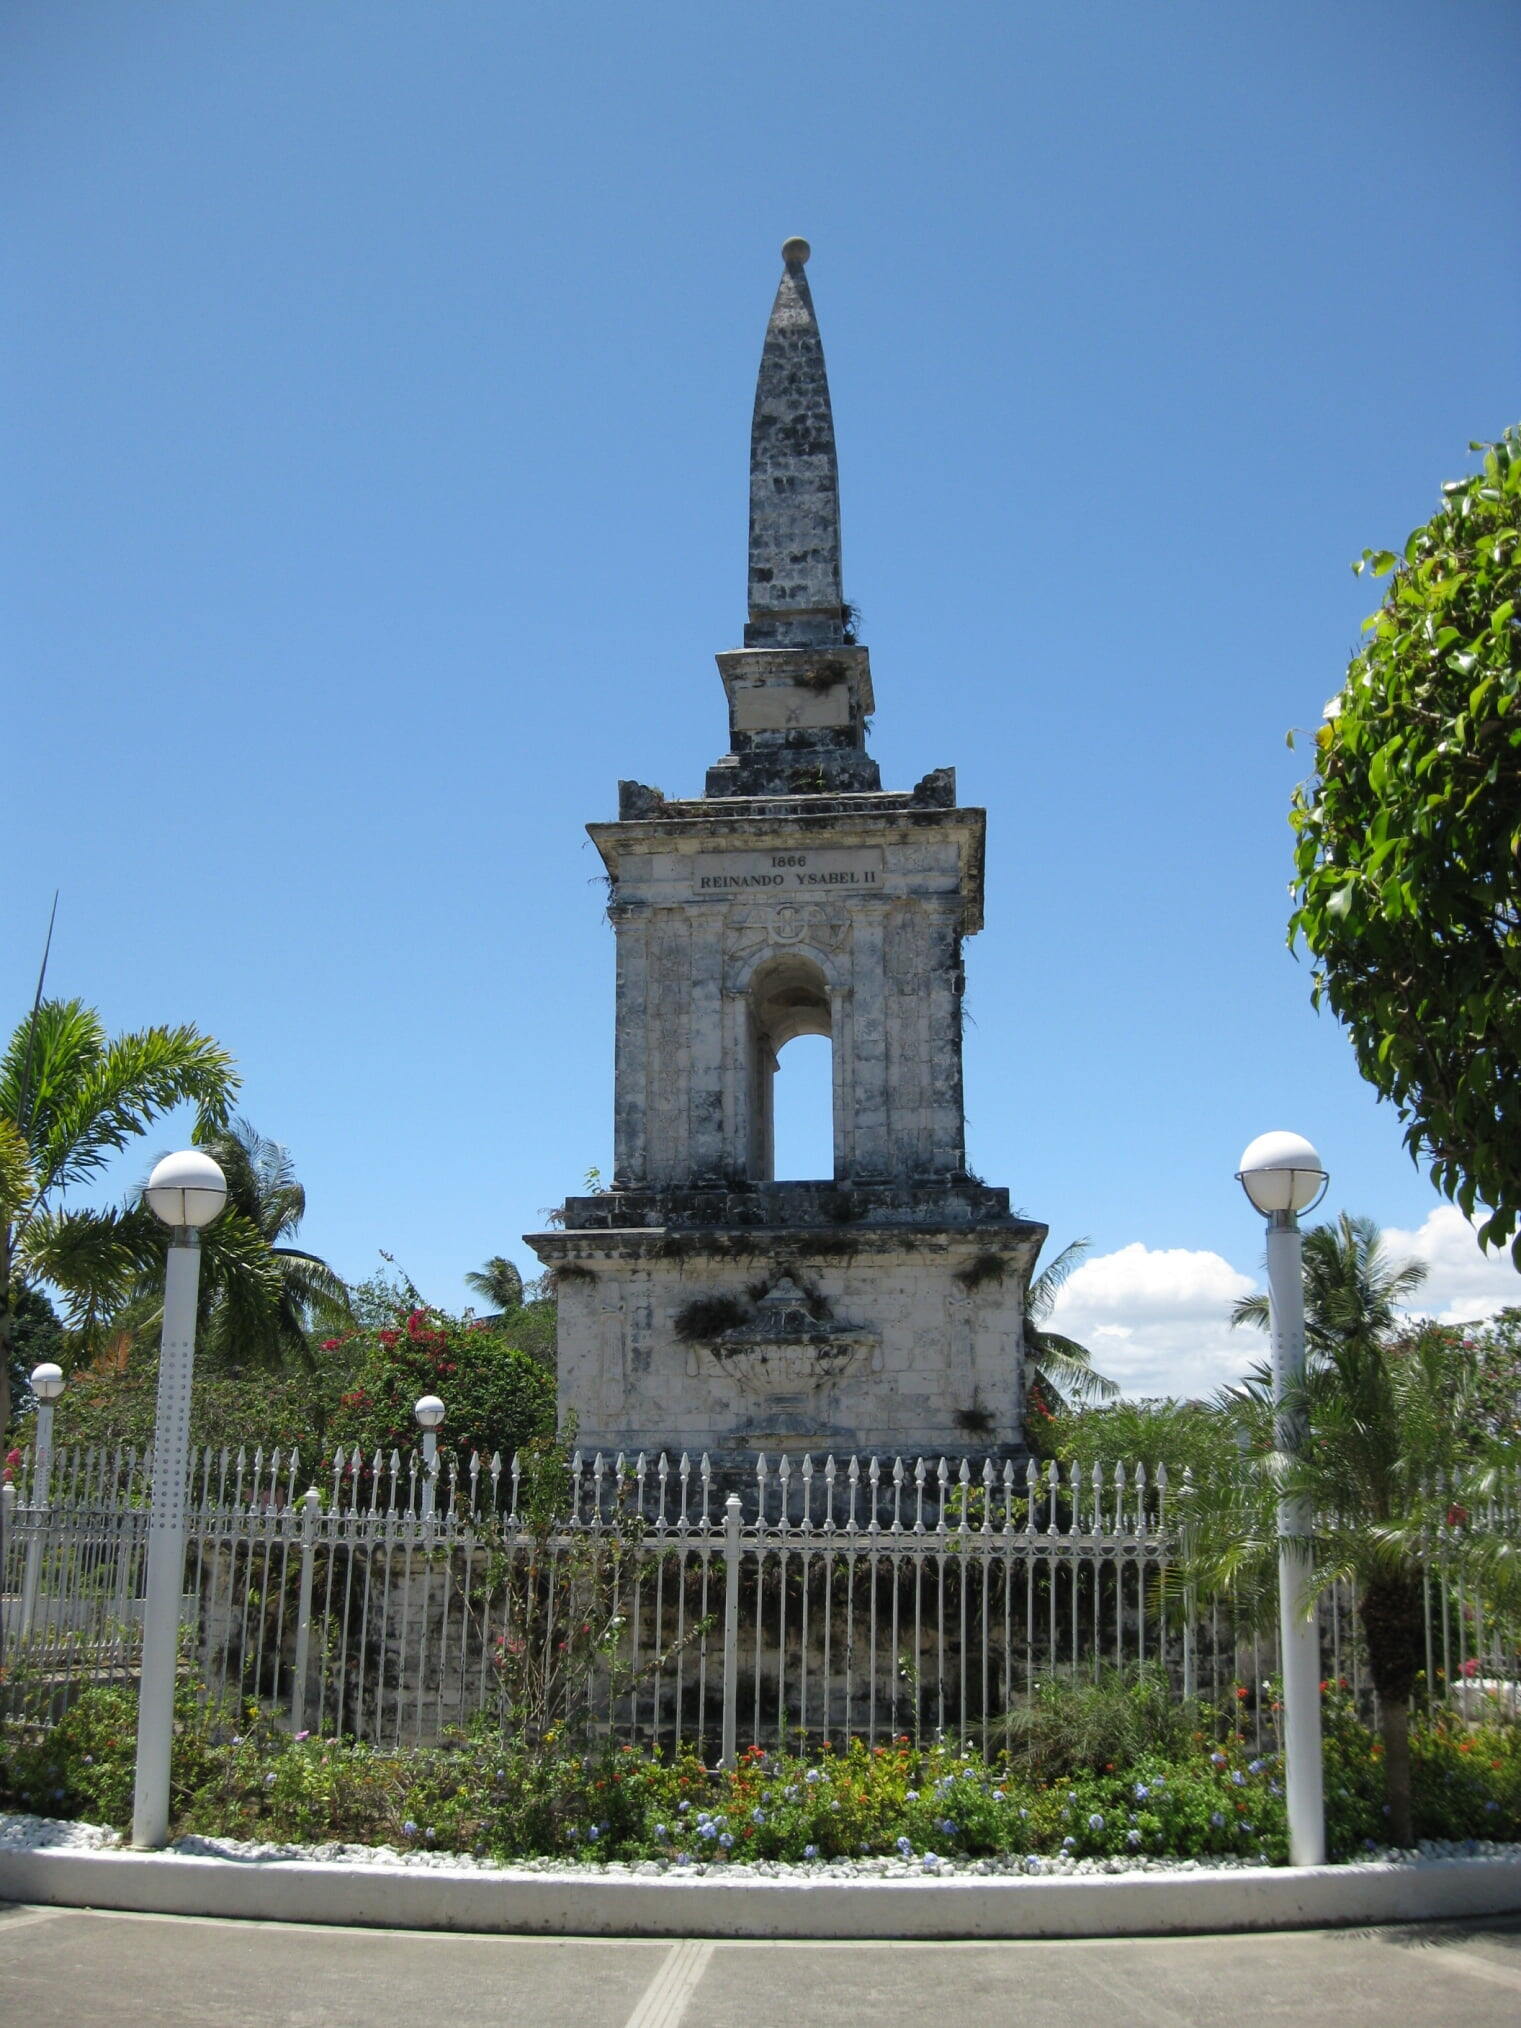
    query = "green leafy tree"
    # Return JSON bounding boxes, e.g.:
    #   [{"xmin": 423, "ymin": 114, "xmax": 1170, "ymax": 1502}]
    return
[
  {"xmin": 0, "ymin": 998, "xmax": 238, "ymax": 1432},
  {"xmin": 1290, "ymin": 428, "xmax": 1521, "ymax": 1264},
  {"xmin": 3, "ymin": 1285, "xmax": 65, "ymax": 1425},
  {"xmin": 1228, "ymin": 1211, "xmax": 1427, "ymax": 1361},
  {"xmin": 325, "ymin": 1301, "xmax": 556, "ymax": 1464},
  {"xmin": 1024, "ymin": 1239, "xmax": 1119, "ymax": 1434}
]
